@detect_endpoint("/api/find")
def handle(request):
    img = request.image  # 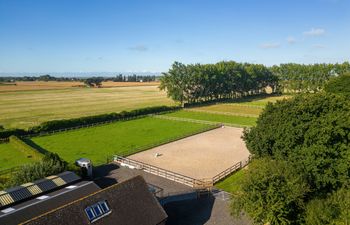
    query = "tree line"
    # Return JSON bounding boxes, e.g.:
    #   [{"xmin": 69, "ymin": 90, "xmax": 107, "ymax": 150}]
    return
[
  {"xmin": 160, "ymin": 61, "xmax": 350, "ymax": 105},
  {"xmin": 271, "ymin": 62, "xmax": 350, "ymax": 93},
  {"xmin": 111, "ymin": 74, "xmax": 157, "ymax": 82},
  {"xmin": 0, "ymin": 75, "xmax": 81, "ymax": 82},
  {"xmin": 0, "ymin": 74, "xmax": 158, "ymax": 83},
  {"xmin": 160, "ymin": 61, "xmax": 279, "ymax": 105}
]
